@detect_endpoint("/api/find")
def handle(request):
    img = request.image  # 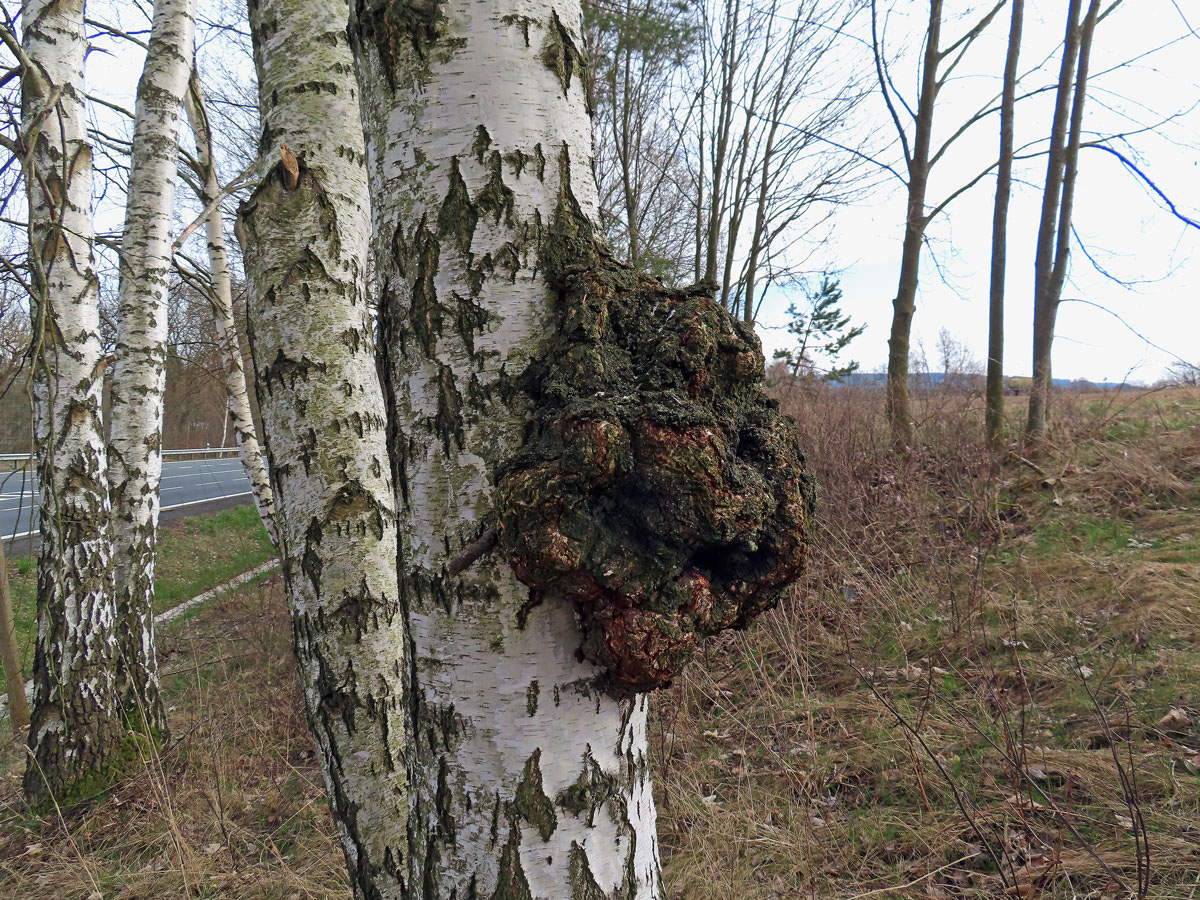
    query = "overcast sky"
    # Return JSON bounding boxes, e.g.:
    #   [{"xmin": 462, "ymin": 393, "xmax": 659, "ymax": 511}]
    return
[
  {"xmin": 756, "ymin": 0, "xmax": 1200, "ymax": 384},
  {"xmin": 79, "ymin": 0, "xmax": 1200, "ymax": 385}
]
